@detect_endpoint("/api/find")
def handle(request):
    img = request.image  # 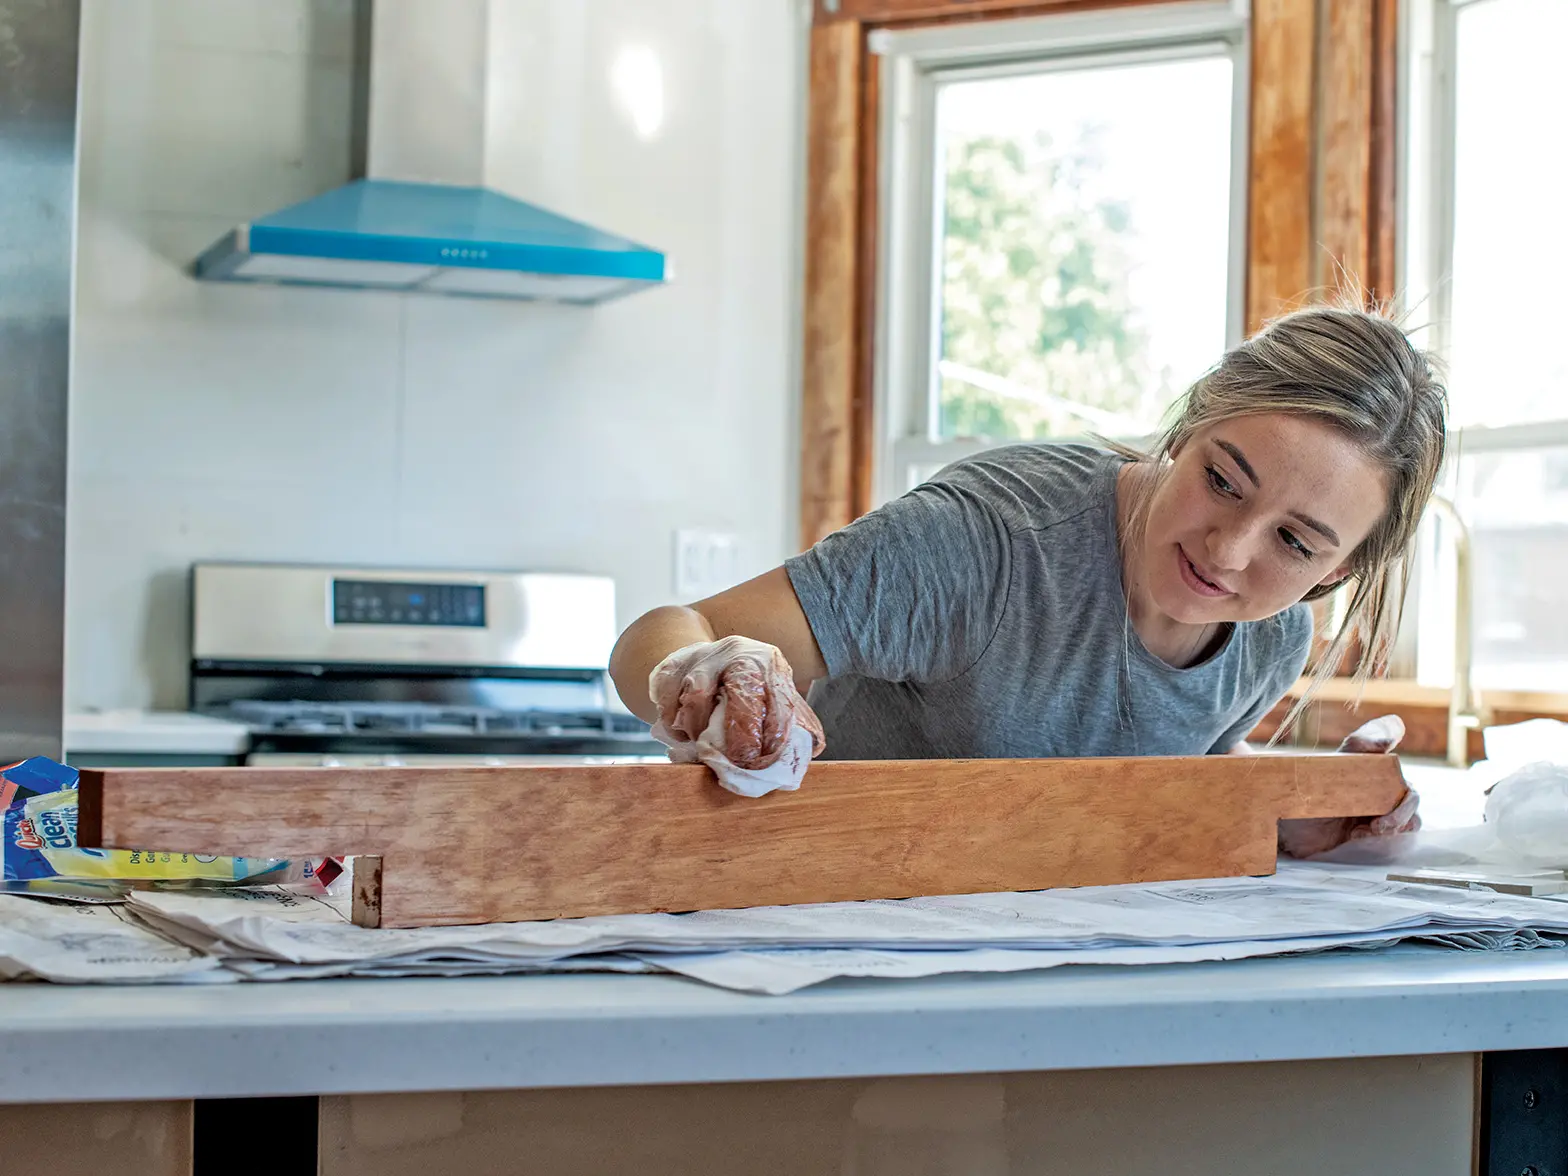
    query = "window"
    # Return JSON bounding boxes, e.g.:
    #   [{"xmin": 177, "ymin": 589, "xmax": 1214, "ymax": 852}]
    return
[
  {"xmin": 1439, "ymin": 0, "xmax": 1568, "ymax": 433},
  {"xmin": 1407, "ymin": 0, "xmax": 1568, "ymax": 691},
  {"xmin": 1455, "ymin": 447, "xmax": 1568, "ymax": 688},
  {"xmin": 873, "ymin": 2, "xmax": 1247, "ymax": 500}
]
